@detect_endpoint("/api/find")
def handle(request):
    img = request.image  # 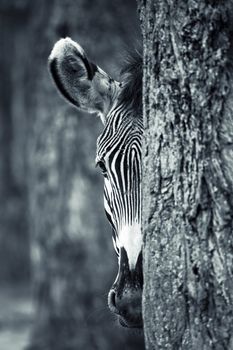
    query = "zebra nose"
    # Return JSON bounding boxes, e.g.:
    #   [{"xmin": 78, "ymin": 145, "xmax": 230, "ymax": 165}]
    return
[
  {"xmin": 108, "ymin": 289, "xmax": 118, "ymax": 313},
  {"xmin": 108, "ymin": 288, "xmax": 142, "ymax": 327}
]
